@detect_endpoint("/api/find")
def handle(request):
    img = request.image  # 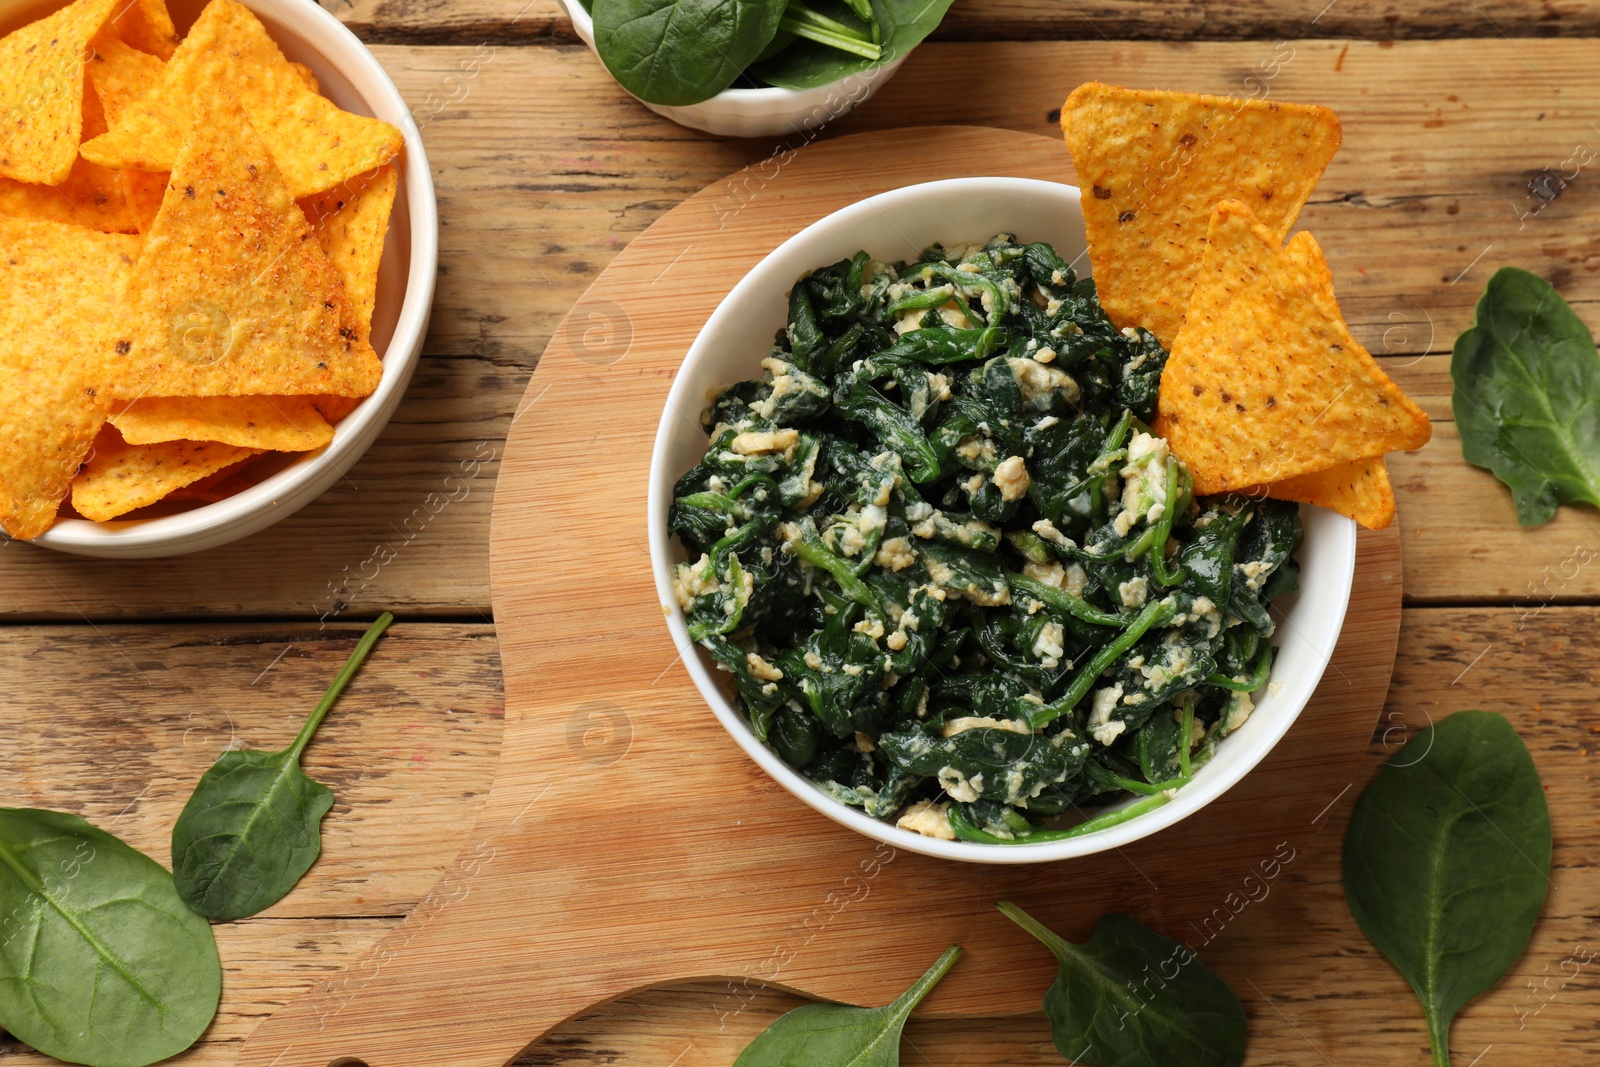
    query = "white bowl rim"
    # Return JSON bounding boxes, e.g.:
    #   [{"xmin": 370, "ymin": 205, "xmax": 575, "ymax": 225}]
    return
[
  {"xmin": 647, "ymin": 175, "xmax": 1358, "ymax": 864},
  {"xmin": 28, "ymin": 0, "xmax": 438, "ymax": 555}
]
